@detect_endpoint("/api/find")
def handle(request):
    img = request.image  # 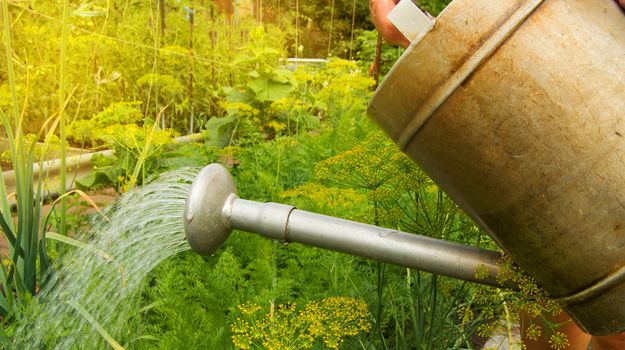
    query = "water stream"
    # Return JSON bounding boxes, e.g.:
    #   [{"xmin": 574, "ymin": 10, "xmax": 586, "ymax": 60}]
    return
[{"xmin": 13, "ymin": 168, "xmax": 197, "ymax": 349}]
